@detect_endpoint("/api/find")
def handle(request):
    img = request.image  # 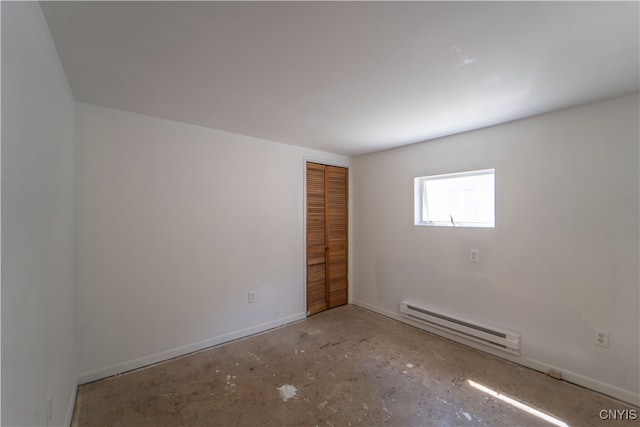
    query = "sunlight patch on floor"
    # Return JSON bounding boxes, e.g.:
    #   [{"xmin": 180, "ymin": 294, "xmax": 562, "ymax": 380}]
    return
[{"xmin": 468, "ymin": 380, "xmax": 569, "ymax": 427}]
